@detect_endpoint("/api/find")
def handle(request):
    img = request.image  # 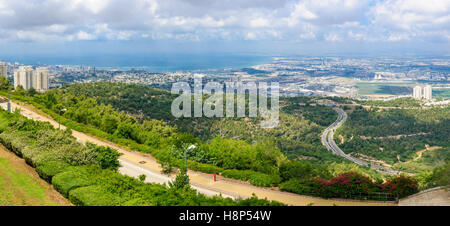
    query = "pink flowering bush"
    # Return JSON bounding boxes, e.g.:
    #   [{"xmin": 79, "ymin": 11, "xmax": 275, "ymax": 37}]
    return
[
  {"xmin": 381, "ymin": 175, "xmax": 418, "ymax": 198},
  {"xmin": 313, "ymin": 172, "xmax": 381, "ymax": 199},
  {"xmin": 281, "ymin": 171, "xmax": 419, "ymax": 200}
]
